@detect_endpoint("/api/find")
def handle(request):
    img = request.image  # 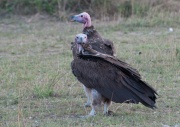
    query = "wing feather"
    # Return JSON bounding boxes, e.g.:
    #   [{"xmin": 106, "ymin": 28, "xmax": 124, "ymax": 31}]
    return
[
  {"xmin": 71, "ymin": 57, "xmax": 157, "ymax": 108},
  {"xmin": 83, "ymin": 26, "xmax": 115, "ymax": 56}
]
